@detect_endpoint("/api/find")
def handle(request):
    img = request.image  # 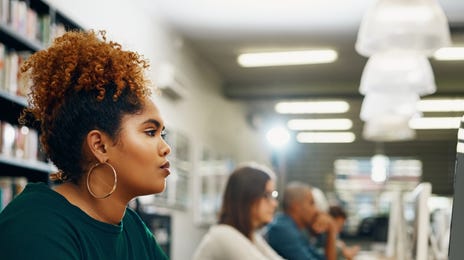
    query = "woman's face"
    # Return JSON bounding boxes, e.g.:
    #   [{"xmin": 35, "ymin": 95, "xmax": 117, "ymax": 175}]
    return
[
  {"xmin": 251, "ymin": 180, "xmax": 278, "ymax": 228},
  {"xmin": 107, "ymin": 98, "xmax": 171, "ymax": 198}
]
